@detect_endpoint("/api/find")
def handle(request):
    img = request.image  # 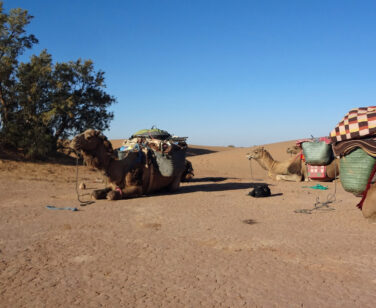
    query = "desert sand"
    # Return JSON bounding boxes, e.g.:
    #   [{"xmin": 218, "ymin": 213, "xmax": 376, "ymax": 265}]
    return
[{"xmin": 1, "ymin": 139, "xmax": 376, "ymax": 307}]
